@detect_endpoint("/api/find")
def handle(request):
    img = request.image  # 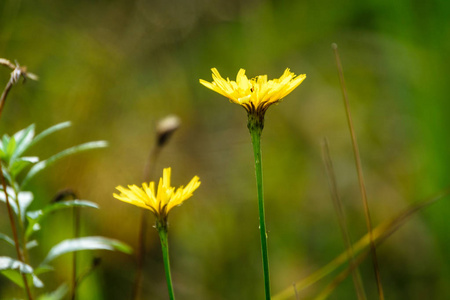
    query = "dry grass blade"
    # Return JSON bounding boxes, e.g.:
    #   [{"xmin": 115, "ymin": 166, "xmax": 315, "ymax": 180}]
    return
[
  {"xmin": 293, "ymin": 282, "xmax": 300, "ymax": 300},
  {"xmin": 331, "ymin": 43, "xmax": 384, "ymax": 299},
  {"xmin": 272, "ymin": 189, "xmax": 449, "ymax": 300},
  {"xmin": 313, "ymin": 251, "xmax": 370, "ymax": 300},
  {"xmin": 321, "ymin": 138, "xmax": 366, "ymax": 300}
]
